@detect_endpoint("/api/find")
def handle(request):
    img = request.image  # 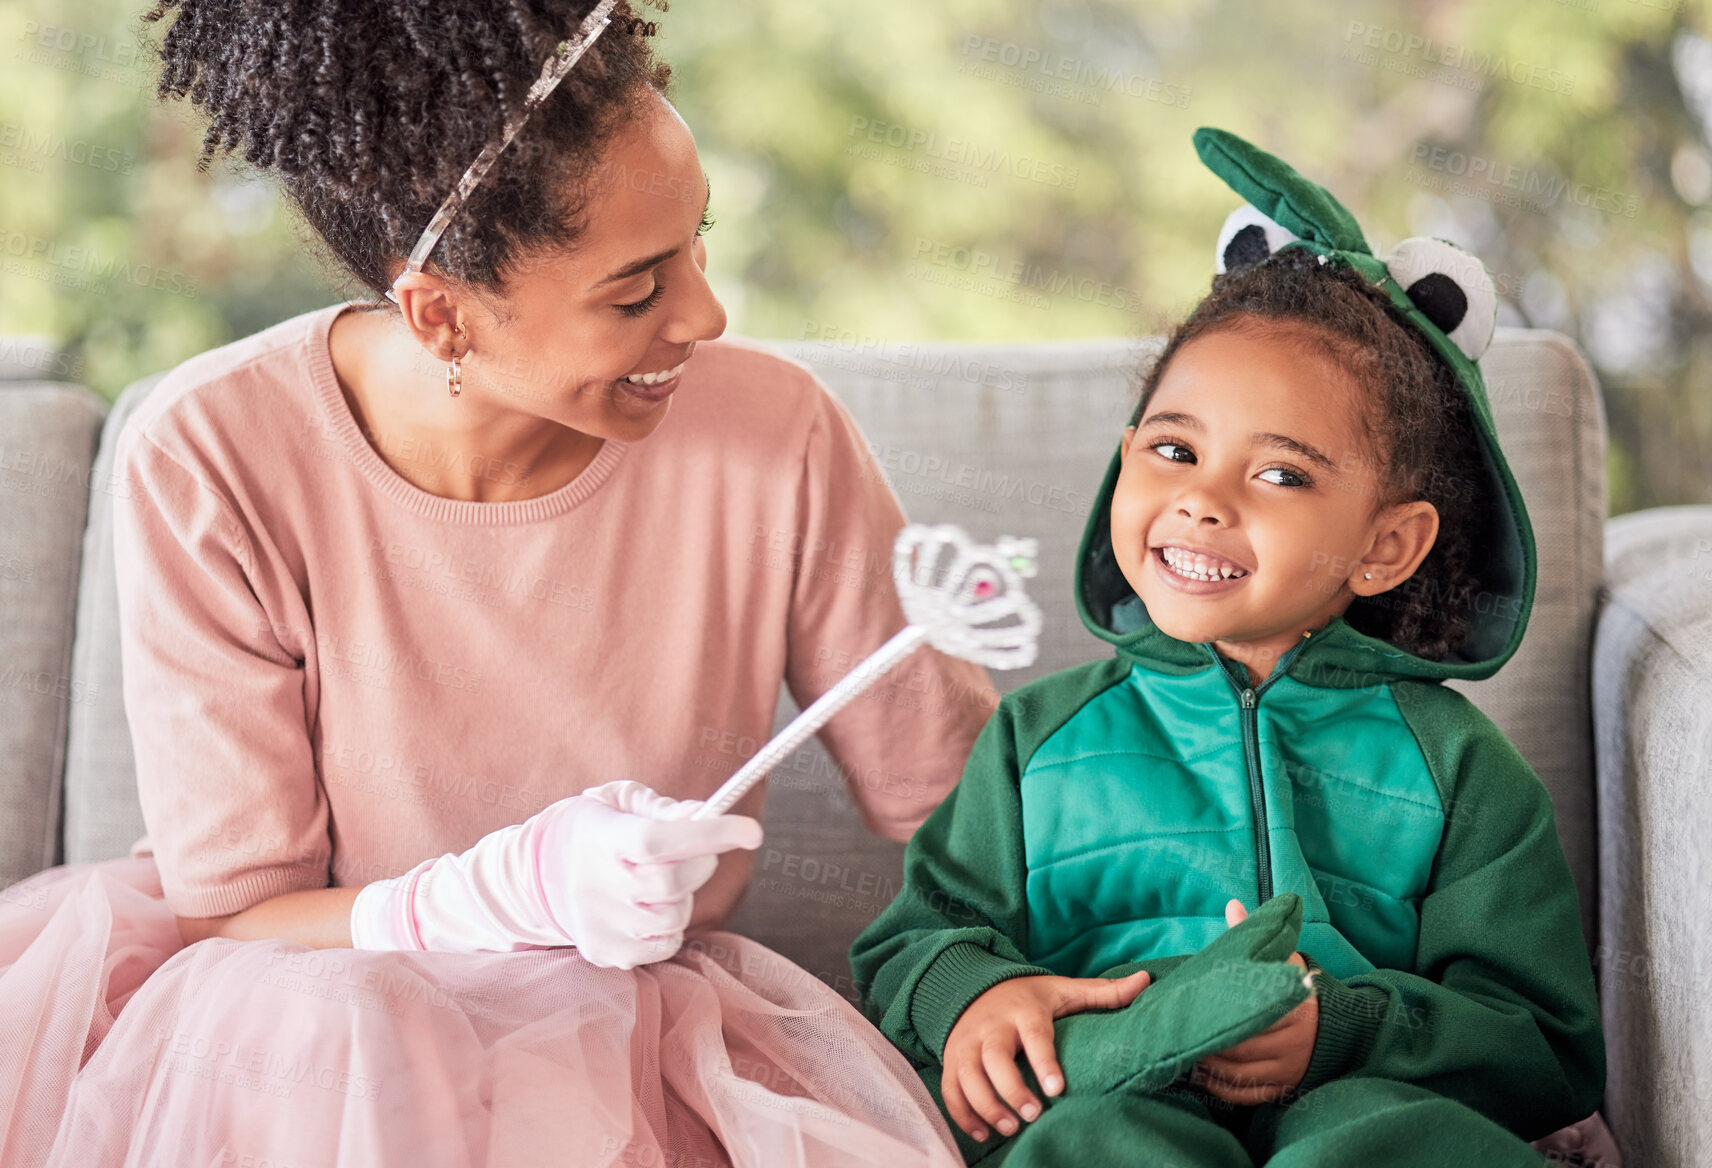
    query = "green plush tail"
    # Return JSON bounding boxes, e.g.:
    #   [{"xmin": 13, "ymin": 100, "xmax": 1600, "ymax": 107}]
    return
[
  {"xmin": 1059, "ymin": 891, "xmax": 1313, "ymax": 1096},
  {"xmin": 924, "ymin": 893, "xmax": 1315, "ymax": 1164}
]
